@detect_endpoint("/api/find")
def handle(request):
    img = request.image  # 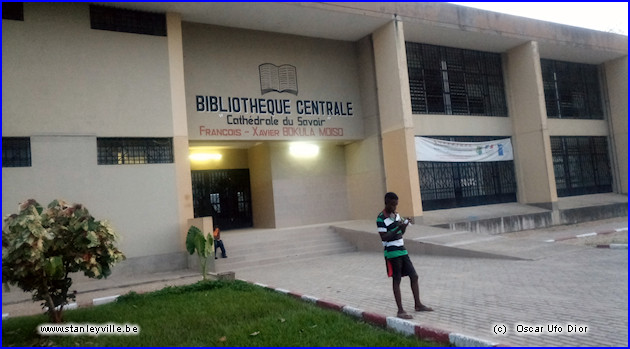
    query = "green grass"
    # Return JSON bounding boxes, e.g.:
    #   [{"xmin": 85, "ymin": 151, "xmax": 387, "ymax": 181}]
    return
[{"xmin": 2, "ymin": 280, "xmax": 445, "ymax": 347}]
